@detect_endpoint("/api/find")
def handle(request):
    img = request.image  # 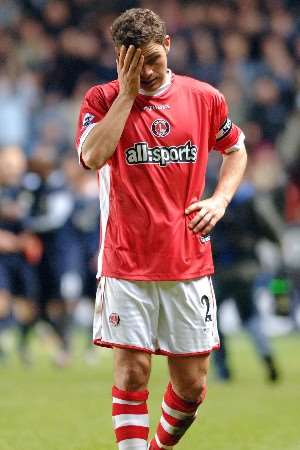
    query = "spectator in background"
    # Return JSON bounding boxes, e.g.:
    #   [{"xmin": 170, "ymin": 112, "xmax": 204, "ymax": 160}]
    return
[
  {"xmin": 247, "ymin": 76, "xmax": 288, "ymax": 143},
  {"xmin": 190, "ymin": 29, "xmax": 222, "ymax": 86},
  {"xmin": 282, "ymin": 157, "xmax": 300, "ymax": 329},
  {"xmin": 0, "ymin": 72, "xmax": 33, "ymax": 149},
  {"xmin": 221, "ymin": 31, "xmax": 254, "ymax": 90},
  {"xmin": 0, "ymin": 146, "xmax": 41, "ymax": 365},
  {"xmin": 276, "ymin": 67, "xmax": 300, "ymax": 168}
]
